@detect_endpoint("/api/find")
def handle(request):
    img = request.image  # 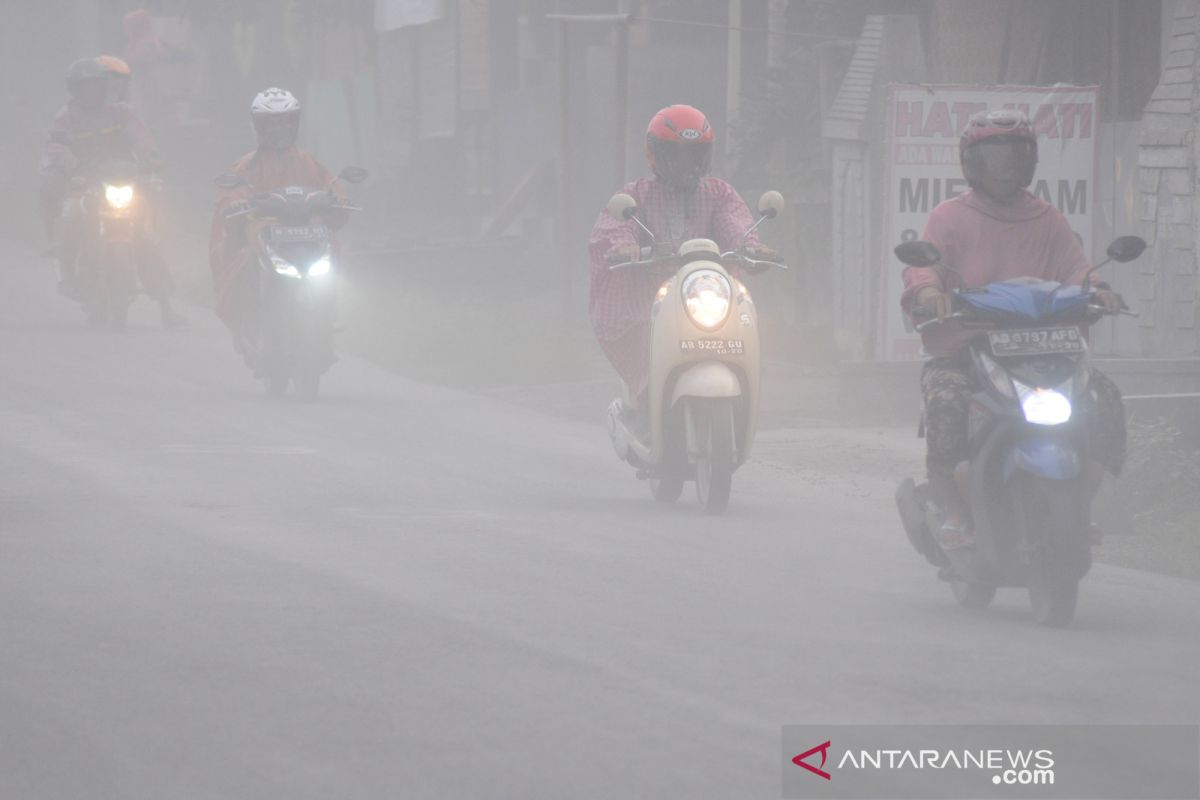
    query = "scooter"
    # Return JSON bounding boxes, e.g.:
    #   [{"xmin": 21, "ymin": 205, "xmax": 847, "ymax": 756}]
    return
[
  {"xmin": 894, "ymin": 235, "xmax": 1146, "ymax": 626},
  {"xmin": 214, "ymin": 166, "xmax": 367, "ymax": 400},
  {"xmin": 69, "ymin": 160, "xmax": 159, "ymax": 331},
  {"xmin": 604, "ymin": 190, "xmax": 786, "ymax": 514}
]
